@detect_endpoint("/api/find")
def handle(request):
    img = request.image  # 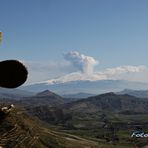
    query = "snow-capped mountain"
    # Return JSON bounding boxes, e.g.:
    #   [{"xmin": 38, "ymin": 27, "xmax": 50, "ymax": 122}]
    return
[{"xmin": 21, "ymin": 79, "xmax": 148, "ymax": 95}]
